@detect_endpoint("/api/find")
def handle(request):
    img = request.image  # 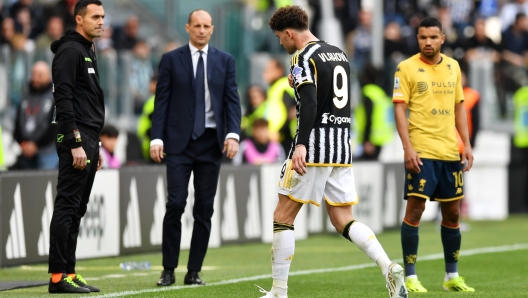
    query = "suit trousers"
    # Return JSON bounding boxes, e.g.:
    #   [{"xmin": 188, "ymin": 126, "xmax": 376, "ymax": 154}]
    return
[
  {"xmin": 162, "ymin": 128, "xmax": 222, "ymax": 271},
  {"xmin": 48, "ymin": 131, "xmax": 99, "ymax": 273}
]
